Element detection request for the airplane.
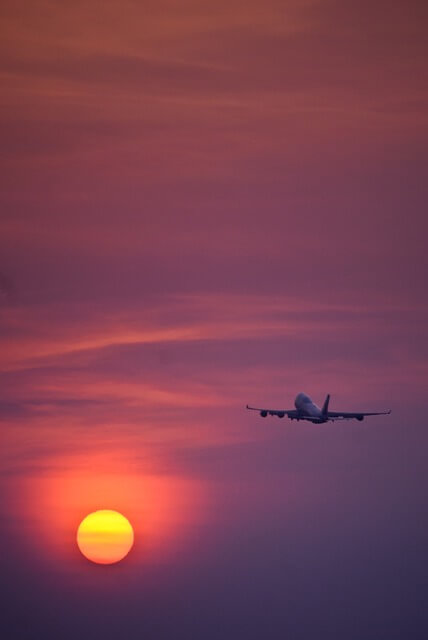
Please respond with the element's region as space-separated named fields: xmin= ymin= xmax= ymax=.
xmin=246 ymin=392 xmax=391 ymax=424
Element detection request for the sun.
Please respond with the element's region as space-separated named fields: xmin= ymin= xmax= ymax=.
xmin=77 ymin=510 xmax=134 ymax=565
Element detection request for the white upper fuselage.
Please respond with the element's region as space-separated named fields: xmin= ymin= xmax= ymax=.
xmin=294 ymin=392 xmax=322 ymax=418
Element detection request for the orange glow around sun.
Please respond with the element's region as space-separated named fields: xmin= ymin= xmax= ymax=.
xmin=14 ymin=449 xmax=204 ymax=570
xmin=77 ymin=510 xmax=134 ymax=564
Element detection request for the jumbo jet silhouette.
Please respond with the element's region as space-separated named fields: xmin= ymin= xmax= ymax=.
xmin=246 ymin=392 xmax=391 ymax=424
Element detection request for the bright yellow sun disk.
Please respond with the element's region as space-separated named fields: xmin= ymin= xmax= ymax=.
xmin=77 ymin=510 xmax=134 ymax=564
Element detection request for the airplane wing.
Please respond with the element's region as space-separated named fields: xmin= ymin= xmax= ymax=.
xmin=327 ymin=410 xmax=391 ymax=421
xmin=246 ymin=405 xmax=298 ymax=419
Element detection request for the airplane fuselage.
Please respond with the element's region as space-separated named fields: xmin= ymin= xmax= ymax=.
xmin=294 ymin=392 xmax=324 ymax=422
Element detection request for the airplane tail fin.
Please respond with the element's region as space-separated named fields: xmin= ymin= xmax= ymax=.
xmin=321 ymin=394 xmax=330 ymax=417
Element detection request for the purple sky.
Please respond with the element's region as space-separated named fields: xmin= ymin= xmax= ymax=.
xmin=1 ymin=1 xmax=428 ymax=638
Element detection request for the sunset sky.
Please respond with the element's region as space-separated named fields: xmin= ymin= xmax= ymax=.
xmin=1 ymin=1 xmax=427 ymax=638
